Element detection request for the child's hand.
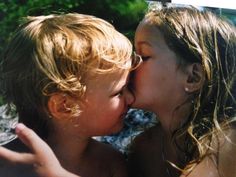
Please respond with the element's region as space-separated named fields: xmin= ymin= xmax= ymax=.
xmin=0 ymin=123 xmax=80 ymax=177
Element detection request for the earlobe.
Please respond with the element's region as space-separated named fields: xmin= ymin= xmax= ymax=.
xmin=48 ymin=93 xmax=73 ymax=120
xmin=185 ymin=63 xmax=205 ymax=93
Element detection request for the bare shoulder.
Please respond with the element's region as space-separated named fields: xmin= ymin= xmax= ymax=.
xmin=181 ymin=127 xmax=236 ymax=177
xmin=89 ymin=139 xmax=128 ymax=177
xmin=218 ymin=127 xmax=236 ymax=177
xmin=180 ymin=156 xmax=220 ymax=177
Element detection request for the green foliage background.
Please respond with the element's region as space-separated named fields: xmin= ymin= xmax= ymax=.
xmin=0 ymin=0 xmax=148 ymax=105
xmin=0 ymin=0 xmax=147 ymax=53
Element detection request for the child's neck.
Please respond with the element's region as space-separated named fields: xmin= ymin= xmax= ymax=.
xmin=46 ymin=128 xmax=92 ymax=174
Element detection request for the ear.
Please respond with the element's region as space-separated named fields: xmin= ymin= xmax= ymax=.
xmin=184 ymin=63 xmax=205 ymax=93
xmin=48 ymin=93 xmax=75 ymax=120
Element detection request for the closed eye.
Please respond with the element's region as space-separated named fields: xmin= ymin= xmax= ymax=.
xmin=113 ymin=90 xmax=123 ymax=97
xmin=111 ymin=85 xmax=126 ymax=97
xmin=141 ymin=56 xmax=150 ymax=61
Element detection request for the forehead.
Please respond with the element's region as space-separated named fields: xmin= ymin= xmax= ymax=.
xmin=135 ymin=22 xmax=167 ymax=50
xmin=86 ymin=70 xmax=129 ymax=91
xmin=135 ymin=22 xmax=164 ymax=42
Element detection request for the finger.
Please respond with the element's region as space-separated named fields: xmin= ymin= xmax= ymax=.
xmin=0 ymin=146 xmax=34 ymax=164
xmin=15 ymin=123 xmax=53 ymax=156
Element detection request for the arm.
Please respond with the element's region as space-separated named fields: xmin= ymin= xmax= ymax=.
xmin=0 ymin=123 xmax=80 ymax=177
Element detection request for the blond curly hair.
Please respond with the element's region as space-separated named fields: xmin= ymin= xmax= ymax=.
xmin=0 ymin=13 xmax=135 ymax=138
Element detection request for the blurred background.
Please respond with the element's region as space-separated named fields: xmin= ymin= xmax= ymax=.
xmin=0 ymin=0 xmax=148 ymax=64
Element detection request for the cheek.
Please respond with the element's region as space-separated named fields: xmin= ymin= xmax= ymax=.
xmin=133 ymin=63 xmax=162 ymax=108
xmin=108 ymin=97 xmax=125 ymax=113
xmin=134 ymin=65 xmax=145 ymax=84
xmin=90 ymin=97 xmax=125 ymax=119
xmin=134 ymin=63 xmax=154 ymax=91
xmin=99 ymin=99 xmax=126 ymax=129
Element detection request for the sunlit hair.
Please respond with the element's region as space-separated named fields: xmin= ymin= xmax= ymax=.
xmin=143 ymin=6 xmax=236 ymax=173
xmin=0 ymin=13 xmax=138 ymax=138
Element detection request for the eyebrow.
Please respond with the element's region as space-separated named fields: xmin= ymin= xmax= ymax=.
xmin=110 ymin=84 xmax=126 ymax=97
xmin=118 ymin=80 xmax=128 ymax=92
xmin=110 ymin=78 xmax=127 ymax=95
xmin=137 ymin=41 xmax=152 ymax=47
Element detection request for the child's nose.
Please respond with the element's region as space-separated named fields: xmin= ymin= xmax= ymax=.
xmin=124 ymin=88 xmax=135 ymax=106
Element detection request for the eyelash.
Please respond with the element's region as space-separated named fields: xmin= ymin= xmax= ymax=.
xmin=141 ymin=56 xmax=150 ymax=61
xmin=114 ymin=90 xmax=123 ymax=97
xmin=114 ymin=84 xmax=129 ymax=97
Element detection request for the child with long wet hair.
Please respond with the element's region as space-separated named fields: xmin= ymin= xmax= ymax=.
xmin=128 ymin=6 xmax=236 ymax=177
